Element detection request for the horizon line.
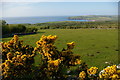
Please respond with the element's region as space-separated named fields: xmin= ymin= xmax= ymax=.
xmin=1 ymin=14 xmax=118 ymax=18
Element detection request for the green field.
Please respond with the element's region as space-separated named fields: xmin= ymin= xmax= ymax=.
xmin=2 ymin=29 xmax=118 ymax=70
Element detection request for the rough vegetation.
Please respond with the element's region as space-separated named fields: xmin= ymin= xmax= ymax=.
xmin=1 ymin=35 xmax=120 ymax=80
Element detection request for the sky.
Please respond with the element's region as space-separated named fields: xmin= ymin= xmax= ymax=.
xmin=0 ymin=2 xmax=118 ymax=17
xmin=1 ymin=0 xmax=120 ymax=2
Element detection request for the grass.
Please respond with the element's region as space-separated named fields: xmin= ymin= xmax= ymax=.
xmin=2 ymin=29 xmax=118 ymax=70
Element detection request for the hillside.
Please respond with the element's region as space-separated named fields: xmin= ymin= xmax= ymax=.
xmin=68 ymin=15 xmax=117 ymax=21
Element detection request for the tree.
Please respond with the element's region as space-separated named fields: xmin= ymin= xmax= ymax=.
xmin=17 ymin=24 xmax=26 ymax=32
xmin=1 ymin=20 xmax=10 ymax=35
xmin=0 ymin=20 xmax=7 ymax=26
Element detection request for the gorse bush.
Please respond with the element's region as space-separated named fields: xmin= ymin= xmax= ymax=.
xmin=1 ymin=35 xmax=37 ymax=79
xmin=1 ymin=35 xmax=120 ymax=80
xmin=34 ymin=35 xmax=83 ymax=80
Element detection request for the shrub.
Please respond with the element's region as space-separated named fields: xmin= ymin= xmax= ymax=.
xmin=25 ymin=27 xmax=38 ymax=33
xmin=1 ymin=35 xmax=37 ymax=79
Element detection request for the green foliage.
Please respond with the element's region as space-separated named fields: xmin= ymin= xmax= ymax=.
xmin=25 ymin=27 xmax=38 ymax=33
xmin=9 ymin=24 xmax=26 ymax=33
xmin=1 ymin=20 xmax=10 ymax=35
xmin=1 ymin=20 xmax=38 ymax=36
xmin=2 ymin=25 xmax=10 ymax=35
xmin=17 ymin=24 xmax=26 ymax=32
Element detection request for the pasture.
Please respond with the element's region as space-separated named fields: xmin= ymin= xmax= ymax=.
xmin=2 ymin=29 xmax=118 ymax=70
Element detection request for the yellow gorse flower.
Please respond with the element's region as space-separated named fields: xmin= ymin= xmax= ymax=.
xmin=67 ymin=42 xmax=75 ymax=49
xmin=99 ymin=65 xmax=119 ymax=79
xmin=87 ymin=67 xmax=98 ymax=75
xmin=21 ymin=54 xmax=27 ymax=59
xmin=48 ymin=59 xmax=61 ymax=67
xmin=47 ymin=35 xmax=57 ymax=41
xmin=7 ymin=52 xmax=13 ymax=60
xmin=39 ymin=35 xmax=57 ymax=43
xmin=117 ymin=70 xmax=120 ymax=74
xmin=15 ymin=51 xmax=20 ymax=55
xmin=2 ymin=35 xmax=36 ymax=79
xmin=3 ymin=42 xmax=7 ymax=48
xmin=36 ymin=35 xmax=58 ymax=60
xmin=4 ymin=60 xmax=13 ymax=66
xmin=9 ymin=39 xmax=14 ymax=44
xmin=79 ymin=71 xmax=86 ymax=79
xmin=67 ymin=42 xmax=75 ymax=45
xmin=110 ymin=74 xmax=119 ymax=79
xmin=75 ymin=59 xmax=82 ymax=65
xmin=13 ymin=35 xmax=18 ymax=43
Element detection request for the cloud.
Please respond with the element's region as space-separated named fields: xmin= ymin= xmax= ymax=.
xmin=3 ymin=4 xmax=35 ymax=17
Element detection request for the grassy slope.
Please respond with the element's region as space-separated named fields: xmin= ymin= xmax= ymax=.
xmin=2 ymin=29 xmax=118 ymax=70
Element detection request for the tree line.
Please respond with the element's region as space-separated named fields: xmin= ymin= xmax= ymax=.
xmin=0 ymin=20 xmax=38 ymax=35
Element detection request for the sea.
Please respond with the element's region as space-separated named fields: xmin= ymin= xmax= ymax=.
xmin=1 ymin=16 xmax=93 ymax=24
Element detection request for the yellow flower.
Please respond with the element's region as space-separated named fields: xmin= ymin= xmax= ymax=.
xmin=54 ymin=59 xmax=61 ymax=66
xmin=111 ymin=74 xmax=119 ymax=79
xmin=104 ymin=65 xmax=116 ymax=75
xmin=48 ymin=59 xmax=61 ymax=67
xmin=15 ymin=51 xmax=20 ymax=55
xmin=4 ymin=60 xmax=12 ymax=66
xmin=67 ymin=42 xmax=75 ymax=46
xmin=21 ymin=54 xmax=27 ymax=60
xmin=79 ymin=71 xmax=86 ymax=79
xmin=12 ymin=57 xmax=16 ymax=61
xmin=6 ymin=43 xmax=11 ymax=49
xmin=7 ymin=52 xmax=13 ymax=60
xmin=16 ymin=55 xmax=21 ymax=58
xmin=67 ymin=42 xmax=75 ymax=49
xmin=3 ymin=42 xmax=7 ymax=48
xmin=34 ymin=47 xmax=38 ymax=51
xmin=87 ymin=67 xmax=98 ymax=75
xmin=9 ymin=40 xmax=14 ymax=44
xmin=47 ymin=35 xmax=57 ymax=41
xmin=75 ymin=59 xmax=81 ymax=65
xmin=117 ymin=70 xmax=120 ymax=74
xmin=13 ymin=35 xmax=18 ymax=42
xmin=99 ymin=65 xmax=117 ymax=78
xmin=31 ymin=54 xmax=35 ymax=57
